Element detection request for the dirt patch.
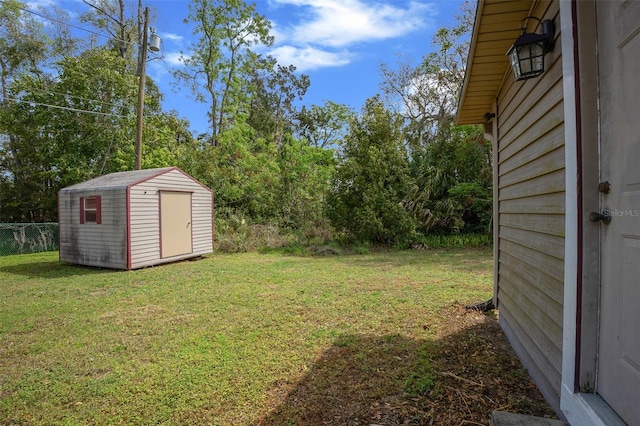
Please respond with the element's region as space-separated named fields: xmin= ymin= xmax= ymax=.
xmin=257 ymin=304 xmax=557 ymax=425
xmin=421 ymin=304 xmax=557 ymax=425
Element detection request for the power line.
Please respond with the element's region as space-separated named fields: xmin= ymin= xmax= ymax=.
xmin=1 ymin=0 xmax=140 ymax=50
xmin=3 ymin=96 xmax=128 ymax=118
xmin=27 ymin=87 xmax=130 ymax=110
xmin=0 ymin=1 xmax=152 ymax=117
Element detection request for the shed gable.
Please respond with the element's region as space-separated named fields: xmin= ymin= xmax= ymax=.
xmin=128 ymin=168 xmax=213 ymax=270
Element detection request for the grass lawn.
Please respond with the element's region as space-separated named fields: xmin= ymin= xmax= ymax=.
xmin=0 ymin=248 xmax=554 ymax=425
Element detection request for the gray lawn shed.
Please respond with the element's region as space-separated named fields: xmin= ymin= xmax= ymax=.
xmin=58 ymin=167 xmax=213 ymax=270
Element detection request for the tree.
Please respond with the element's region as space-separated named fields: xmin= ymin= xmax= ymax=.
xmin=0 ymin=0 xmax=47 ymax=97
xmin=379 ymin=1 xmax=491 ymax=235
xmin=403 ymin=125 xmax=492 ymax=234
xmin=277 ymin=136 xmax=334 ymax=230
xmin=0 ymin=0 xmax=49 ymax=221
xmin=326 ymin=96 xmax=416 ymax=245
xmin=39 ymin=5 xmax=83 ymax=60
xmin=379 ymin=2 xmax=472 ymax=148
xmin=205 ymin=124 xmax=281 ymax=221
xmin=175 ymin=0 xmax=273 ymax=141
xmin=0 ymin=48 xmax=135 ymax=221
xmin=0 ymin=1 xmax=198 ymax=222
xmin=79 ymin=0 xmax=137 ymax=69
xmin=295 ymin=101 xmax=354 ymax=149
xmin=246 ymin=54 xmax=310 ymax=147
xmin=0 ymin=46 xmax=190 ymax=221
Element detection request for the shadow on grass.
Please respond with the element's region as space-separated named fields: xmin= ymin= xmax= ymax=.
xmin=256 ymin=308 xmax=556 ymax=426
xmin=0 ymin=260 xmax=117 ymax=278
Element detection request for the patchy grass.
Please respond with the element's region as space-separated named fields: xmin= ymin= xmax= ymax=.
xmin=0 ymin=249 xmax=555 ymax=425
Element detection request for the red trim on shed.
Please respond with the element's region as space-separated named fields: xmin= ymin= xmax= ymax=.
xmin=57 ymin=193 xmax=61 ymax=262
xmin=158 ymin=191 xmax=163 ymax=259
xmin=126 ymin=167 xmax=211 ymax=192
xmin=95 ymin=196 xmax=102 ymax=225
xmin=126 ymin=188 xmax=132 ymax=270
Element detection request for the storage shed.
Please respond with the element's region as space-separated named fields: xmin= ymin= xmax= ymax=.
xmin=58 ymin=167 xmax=213 ymax=270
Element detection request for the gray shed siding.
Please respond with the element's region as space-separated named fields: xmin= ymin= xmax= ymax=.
xmin=59 ymin=188 xmax=128 ymax=269
xmin=59 ymin=167 xmax=213 ymax=270
xmin=495 ymin=0 xmax=565 ymax=412
xmin=129 ymin=168 xmax=213 ymax=269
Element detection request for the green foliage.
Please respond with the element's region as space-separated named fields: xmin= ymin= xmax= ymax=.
xmin=405 ymin=125 xmax=492 ymax=234
xmin=214 ymin=211 xmax=292 ymax=252
xmin=327 ymin=96 xmax=417 ymax=246
xmin=178 ymin=0 xmax=274 ymax=139
xmin=378 ymin=2 xmax=491 ymax=238
xmin=414 ymin=233 xmax=492 ymax=249
xmin=0 ymin=49 xmax=134 ymax=221
xmin=246 ymin=54 xmax=310 ymax=146
xmin=0 ymin=0 xmax=48 ymax=83
xmin=78 ymin=0 xmax=138 ymax=67
xmin=353 ymin=243 xmax=371 ymax=255
xmin=205 ymin=125 xmax=281 ymax=221
xmin=295 ymin=100 xmax=355 ymax=148
xmin=0 ymin=0 xmax=491 ymax=250
xmin=405 ymin=365 xmax=437 ymax=397
xmin=277 ymin=136 xmax=335 ymax=229
xmin=141 ymin=111 xmax=198 ymax=169
xmin=0 ymin=45 xmax=193 ymax=222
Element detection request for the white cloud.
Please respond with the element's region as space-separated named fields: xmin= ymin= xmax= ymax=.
xmin=271 ymin=0 xmax=433 ymax=47
xmin=162 ymin=33 xmax=184 ymax=42
xmin=265 ymin=0 xmax=435 ymax=71
xmin=270 ymin=45 xmax=353 ymax=71
xmin=268 ymin=21 xmax=289 ymax=47
xmin=164 ymin=52 xmax=187 ymax=66
xmin=26 ymin=0 xmax=56 ymax=8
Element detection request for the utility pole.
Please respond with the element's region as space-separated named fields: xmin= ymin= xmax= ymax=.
xmin=134 ymin=6 xmax=149 ymax=171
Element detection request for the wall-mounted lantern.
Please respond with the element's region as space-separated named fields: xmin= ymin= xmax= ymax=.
xmin=507 ymin=17 xmax=555 ymax=81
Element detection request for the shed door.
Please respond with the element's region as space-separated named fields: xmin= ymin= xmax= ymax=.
xmin=160 ymin=191 xmax=192 ymax=258
xmin=596 ymin=1 xmax=640 ymax=424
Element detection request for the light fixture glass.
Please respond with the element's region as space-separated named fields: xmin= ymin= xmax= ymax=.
xmin=507 ymin=18 xmax=554 ymax=81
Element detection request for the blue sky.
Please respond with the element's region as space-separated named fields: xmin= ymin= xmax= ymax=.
xmin=40 ymin=0 xmax=465 ymax=135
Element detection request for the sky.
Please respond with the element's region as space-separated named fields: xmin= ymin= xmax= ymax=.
xmin=41 ymin=0 xmax=466 ymax=136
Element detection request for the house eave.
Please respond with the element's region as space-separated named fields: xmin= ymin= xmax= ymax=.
xmin=456 ymin=0 xmax=535 ymax=125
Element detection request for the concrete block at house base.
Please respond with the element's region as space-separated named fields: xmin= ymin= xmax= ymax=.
xmin=491 ymin=411 xmax=569 ymax=426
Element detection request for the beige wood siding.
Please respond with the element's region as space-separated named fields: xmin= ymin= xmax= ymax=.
xmin=59 ymin=188 xmax=128 ymax=269
xmin=495 ymin=0 xmax=564 ymax=412
xmin=129 ymin=168 xmax=213 ymax=269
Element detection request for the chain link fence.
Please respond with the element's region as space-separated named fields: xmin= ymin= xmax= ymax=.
xmin=0 ymin=223 xmax=59 ymax=256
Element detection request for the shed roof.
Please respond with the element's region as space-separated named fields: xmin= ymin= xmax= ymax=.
xmin=60 ymin=167 xmax=177 ymax=192
xmin=457 ymin=0 xmax=535 ymax=125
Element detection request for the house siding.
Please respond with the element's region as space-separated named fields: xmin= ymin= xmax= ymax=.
xmin=59 ymin=188 xmax=128 ymax=269
xmin=129 ymin=168 xmax=213 ymax=269
xmin=495 ymin=0 xmax=565 ymax=412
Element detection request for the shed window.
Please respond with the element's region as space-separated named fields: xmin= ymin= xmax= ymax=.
xmin=80 ymin=196 xmax=101 ymax=224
